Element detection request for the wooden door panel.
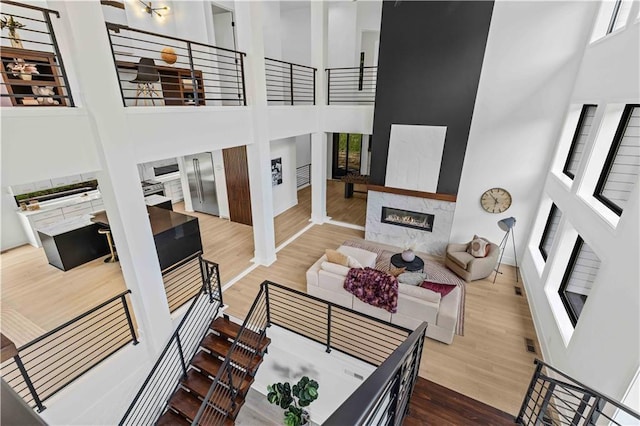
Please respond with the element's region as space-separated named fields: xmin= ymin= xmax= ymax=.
xmin=222 ymin=146 xmax=252 ymax=226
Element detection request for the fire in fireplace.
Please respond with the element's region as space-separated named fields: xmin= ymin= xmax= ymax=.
xmin=381 ymin=207 xmax=434 ymax=232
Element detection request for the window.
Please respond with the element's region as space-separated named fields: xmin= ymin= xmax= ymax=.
xmin=608 ymin=0 xmax=633 ymax=34
xmin=563 ymin=105 xmax=597 ymax=179
xmin=539 ymin=204 xmax=562 ymax=261
xmin=332 ymin=133 xmax=362 ymax=178
xmin=593 ymin=104 xmax=640 ymax=216
xmin=559 ymin=237 xmax=601 ymax=327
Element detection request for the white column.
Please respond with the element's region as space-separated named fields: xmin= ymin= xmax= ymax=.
xmin=310 ymin=1 xmax=328 ymax=223
xmin=234 ymin=1 xmax=277 ymax=265
xmin=60 ymin=1 xmax=172 ymax=356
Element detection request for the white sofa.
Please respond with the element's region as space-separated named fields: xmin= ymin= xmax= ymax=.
xmin=306 ymin=245 xmax=461 ymax=344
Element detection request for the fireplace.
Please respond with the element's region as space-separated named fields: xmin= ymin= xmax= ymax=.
xmin=381 ymin=207 xmax=434 ymax=232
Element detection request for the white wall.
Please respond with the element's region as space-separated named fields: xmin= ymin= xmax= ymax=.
xmin=1 ymin=110 xmax=101 ymax=250
xmin=270 ymin=137 xmax=298 ymax=217
xmin=280 ymin=3 xmax=311 ymax=65
xmin=450 ymin=1 xmax=597 ymax=266
xmin=295 ymin=134 xmax=311 ymax=167
xmin=327 ymin=1 xmax=358 ymax=67
xmin=262 ymin=0 xmax=283 ymax=59
xmin=521 ymin=13 xmax=640 ymax=403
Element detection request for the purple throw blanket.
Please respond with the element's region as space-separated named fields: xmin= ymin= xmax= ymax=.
xmin=344 ymin=267 xmax=398 ymax=313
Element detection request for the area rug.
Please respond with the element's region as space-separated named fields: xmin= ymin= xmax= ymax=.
xmin=341 ymin=238 xmax=466 ymax=336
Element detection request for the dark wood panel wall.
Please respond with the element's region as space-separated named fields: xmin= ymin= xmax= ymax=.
xmin=369 ymin=0 xmax=494 ymax=195
xmin=222 ymin=146 xmax=253 ymax=226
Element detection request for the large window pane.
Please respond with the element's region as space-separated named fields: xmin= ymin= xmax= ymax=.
xmin=539 ymin=204 xmax=562 ymax=261
xmin=563 ymin=105 xmax=597 ymax=179
xmin=594 ymin=104 xmax=640 ymax=216
xmin=559 ymin=238 xmax=601 ymax=327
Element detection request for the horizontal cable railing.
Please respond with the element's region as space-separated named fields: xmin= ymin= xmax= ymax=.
xmin=326 ymin=65 xmax=377 ymax=105
xmin=265 ymin=281 xmax=410 ymax=366
xmin=1 ymin=290 xmax=137 ymax=411
xmin=120 ymin=258 xmax=222 ymax=426
xmin=324 ymin=322 xmax=427 ymax=426
xmin=265 ymin=57 xmax=316 ymax=105
xmin=0 ymin=0 xmax=74 ymax=107
xmin=517 ymin=359 xmax=640 ymax=425
xmin=105 ymin=22 xmax=246 ymax=107
xmin=161 ymin=252 xmax=206 ymax=313
xmin=296 ymin=163 xmax=311 ymax=188
xmin=192 ymin=282 xmax=270 ymax=425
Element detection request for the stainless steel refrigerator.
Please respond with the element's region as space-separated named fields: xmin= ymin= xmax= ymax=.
xmin=184 ymin=152 xmax=220 ymax=216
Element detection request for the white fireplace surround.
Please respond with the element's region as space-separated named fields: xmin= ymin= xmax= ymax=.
xmin=365 ymin=190 xmax=455 ymax=258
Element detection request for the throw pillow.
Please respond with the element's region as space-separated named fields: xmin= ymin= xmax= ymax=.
xmin=326 ymin=249 xmax=349 ymax=266
xmin=348 ymin=256 xmax=363 ymax=269
xmin=388 ymin=265 xmax=406 ymax=277
xmin=398 ymin=272 xmax=427 ymax=286
xmin=321 ymin=261 xmax=351 ymax=276
xmin=398 ymin=283 xmax=441 ymax=304
xmin=421 ymin=281 xmax=456 ymax=297
xmin=467 ymin=238 xmax=489 ymax=258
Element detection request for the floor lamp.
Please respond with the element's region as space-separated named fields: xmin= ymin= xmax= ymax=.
xmin=493 ymin=217 xmax=519 ymax=284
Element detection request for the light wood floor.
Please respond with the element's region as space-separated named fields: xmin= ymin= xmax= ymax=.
xmin=326 ymin=180 xmax=367 ymax=227
xmin=0 ymin=183 xmax=538 ymax=416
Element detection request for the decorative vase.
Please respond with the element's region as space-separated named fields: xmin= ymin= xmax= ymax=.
xmin=401 ymin=249 xmax=415 ymax=262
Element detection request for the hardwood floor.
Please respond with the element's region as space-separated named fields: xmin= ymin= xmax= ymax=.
xmin=326 ymin=179 xmax=367 ymax=227
xmin=404 ymin=377 xmax=515 ymax=425
xmin=1 ymin=184 xmax=539 ymax=417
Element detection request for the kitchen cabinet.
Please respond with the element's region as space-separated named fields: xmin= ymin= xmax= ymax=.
xmin=1 ymin=47 xmax=67 ymax=107
xmin=33 ymin=180 xmax=53 ymax=191
xmin=163 ymin=179 xmax=184 ymax=204
xmin=11 ymin=182 xmax=36 ymax=195
xmin=17 ymin=196 xmax=105 ymax=247
xmin=51 ymin=175 xmax=82 ymax=187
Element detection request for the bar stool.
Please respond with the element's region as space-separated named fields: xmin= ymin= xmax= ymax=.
xmin=98 ymin=228 xmax=118 ymax=263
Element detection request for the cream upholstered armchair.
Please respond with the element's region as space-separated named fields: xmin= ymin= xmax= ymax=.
xmin=445 ymin=239 xmax=500 ymax=282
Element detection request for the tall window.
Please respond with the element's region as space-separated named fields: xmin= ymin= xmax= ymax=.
xmin=594 ymin=104 xmax=640 ymax=216
xmin=607 ymin=0 xmax=633 ymax=34
xmin=539 ymin=204 xmax=562 ymax=261
xmin=332 ymin=133 xmax=362 ymax=178
xmin=563 ymin=105 xmax=597 ymax=179
xmin=559 ymin=238 xmax=601 ymax=327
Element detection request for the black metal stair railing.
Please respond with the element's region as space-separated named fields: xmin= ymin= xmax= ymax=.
xmin=119 ymin=258 xmax=222 ymax=426
xmin=0 ymin=290 xmax=138 ymax=411
xmin=517 ymin=359 xmax=640 ymax=425
xmin=105 ymin=22 xmax=246 ymax=107
xmin=326 ymin=65 xmax=377 ymax=105
xmin=161 ymin=252 xmax=207 ymax=313
xmin=191 ymin=280 xmax=415 ymax=425
xmin=192 ymin=282 xmax=270 ymax=425
xmin=0 ymin=0 xmax=74 ymax=107
xmin=265 ymin=57 xmax=316 ymax=105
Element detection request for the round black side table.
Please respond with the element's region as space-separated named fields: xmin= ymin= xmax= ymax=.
xmin=390 ymin=253 xmax=424 ymax=272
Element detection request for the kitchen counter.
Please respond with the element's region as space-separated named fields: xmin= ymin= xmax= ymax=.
xmin=92 ymin=206 xmax=202 ymax=271
xmin=37 ymin=214 xmax=95 ymax=236
xmin=144 ymin=194 xmax=172 ymax=210
xmin=16 ymin=190 xmax=102 ymax=217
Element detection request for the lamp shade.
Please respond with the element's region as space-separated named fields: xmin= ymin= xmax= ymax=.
xmin=498 ymin=217 xmax=516 ymax=232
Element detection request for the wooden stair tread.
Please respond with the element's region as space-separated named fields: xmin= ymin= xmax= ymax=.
xmin=191 ymin=351 xmax=253 ymax=397
xmin=155 ymin=409 xmax=190 ymax=425
xmin=210 ymin=317 xmax=270 ymax=353
xmin=181 ymin=370 xmax=246 ymax=419
xmin=201 ymin=334 xmax=263 ymax=374
xmin=168 ymin=388 xmax=203 ymax=422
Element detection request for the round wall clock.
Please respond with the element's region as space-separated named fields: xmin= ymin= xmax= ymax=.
xmin=480 ymin=188 xmax=512 ymax=213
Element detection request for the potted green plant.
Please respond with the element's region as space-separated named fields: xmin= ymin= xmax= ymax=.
xmin=267 ymin=376 xmax=319 ymax=426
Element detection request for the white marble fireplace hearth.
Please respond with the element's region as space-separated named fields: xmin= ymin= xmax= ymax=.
xmin=365 ymin=189 xmax=456 ymax=258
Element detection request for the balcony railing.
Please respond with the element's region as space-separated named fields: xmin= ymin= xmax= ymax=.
xmin=106 ymin=22 xmax=246 ymax=107
xmin=326 ymin=65 xmax=377 ymax=105
xmin=265 ymin=58 xmax=316 ymax=105
xmin=296 ymin=163 xmax=311 ymax=188
xmin=1 ymin=290 xmax=137 ymax=411
xmin=0 ymin=0 xmax=74 ymax=107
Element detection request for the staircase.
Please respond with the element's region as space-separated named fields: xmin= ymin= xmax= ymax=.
xmin=156 ymin=317 xmax=271 ymax=425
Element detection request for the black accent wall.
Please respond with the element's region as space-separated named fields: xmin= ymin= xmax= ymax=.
xmin=370 ymin=1 xmax=494 ymax=195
